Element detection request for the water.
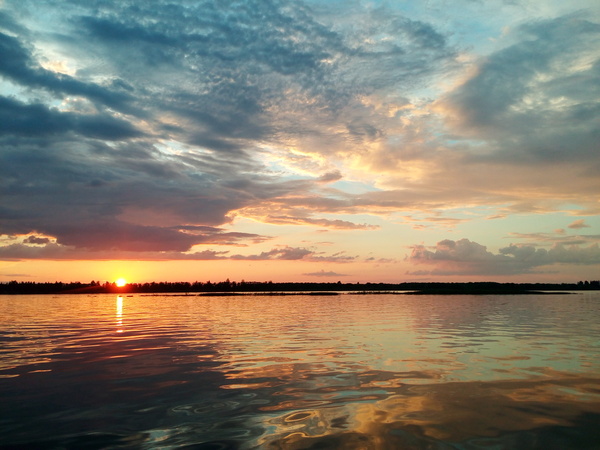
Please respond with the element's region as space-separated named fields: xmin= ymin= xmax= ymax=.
xmin=1 ymin=292 xmax=600 ymax=449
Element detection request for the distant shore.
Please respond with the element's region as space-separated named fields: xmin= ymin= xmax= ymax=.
xmin=1 ymin=280 xmax=598 ymax=295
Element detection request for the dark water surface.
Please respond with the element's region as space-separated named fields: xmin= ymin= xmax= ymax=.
xmin=1 ymin=293 xmax=600 ymax=449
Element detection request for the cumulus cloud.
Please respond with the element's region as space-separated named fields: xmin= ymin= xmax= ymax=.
xmin=500 ymin=243 xmax=600 ymax=266
xmin=407 ymin=238 xmax=600 ymax=276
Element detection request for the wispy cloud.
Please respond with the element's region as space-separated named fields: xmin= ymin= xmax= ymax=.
xmin=568 ymin=219 xmax=591 ymax=229
xmin=0 ymin=241 xmax=355 ymax=263
xmin=302 ymin=270 xmax=347 ymax=277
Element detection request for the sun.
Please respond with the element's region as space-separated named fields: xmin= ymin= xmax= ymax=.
xmin=115 ymin=278 xmax=127 ymax=287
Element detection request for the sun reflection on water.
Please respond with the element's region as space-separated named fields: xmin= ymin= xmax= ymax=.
xmin=116 ymin=295 xmax=123 ymax=333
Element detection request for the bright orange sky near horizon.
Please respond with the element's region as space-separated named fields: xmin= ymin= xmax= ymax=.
xmin=1 ymin=256 xmax=595 ymax=285
xmin=1 ymin=0 xmax=599 ymax=284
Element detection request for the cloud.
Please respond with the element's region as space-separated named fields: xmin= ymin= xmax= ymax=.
xmin=568 ymin=219 xmax=591 ymax=229
xmin=6 ymin=0 xmax=445 ymax=256
xmin=500 ymin=243 xmax=600 ymax=266
xmin=507 ymin=230 xmax=600 ymax=246
xmin=230 ymin=247 xmax=354 ymax=262
xmin=0 ymin=0 xmax=598 ymax=270
xmin=262 ymin=215 xmax=379 ymax=230
xmin=441 ymin=16 xmax=600 ymax=138
xmin=0 ymin=242 xmax=354 ymax=263
xmin=0 ymin=31 xmax=136 ymax=114
xmin=407 ymin=238 xmax=600 ymax=276
xmin=366 ymin=13 xmax=600 ymax=215
xmin=230 ymin=247 xmax=313 ymax=261
xmin=0 ymin=96 xmax=140 ymax=140
xmin=0 ymin=133 xmax=307 ymax=252
xmin=0 ymin=243 xmax=230 ymax=261
xmin=318 ymin=171 xmax=343 ymax=183
xmin=303 ymin=270 xmax=348 ymax=277
xmin=400 ymin=214 xmax=467 ymax=230
xmin=23 ymin=236 xmax=50 ymax=245
xmin=309 ymin=251 xmax=356 ymax=263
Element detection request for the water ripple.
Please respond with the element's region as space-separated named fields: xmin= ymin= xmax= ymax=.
xmin=1 ymin=293 xmax=599 ymax=448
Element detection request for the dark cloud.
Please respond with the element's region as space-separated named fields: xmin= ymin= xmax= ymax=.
xmin=6 ymin=221 xmax=265 ymax=254
xmin=0 ymin=96 xmax=140 ymax=140
xmin=23 ymin=236 xmax=50 ymax=245
xmin=0 ymin=243 xmax=230 ymax=261
xmin=0 ymin=31 xmax=136 ymax=114
xmin=0 ymin=131 xmax=301 ymax=252
xmin=45 ymin=221 xmax=202 ymax=252
xmin=0 ymin=139 xmax=278 ymax=252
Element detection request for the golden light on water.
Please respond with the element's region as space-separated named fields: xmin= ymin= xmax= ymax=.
xmin=116 ymin=295 xmax=123 ymax=333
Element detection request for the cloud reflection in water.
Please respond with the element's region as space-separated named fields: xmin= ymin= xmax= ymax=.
xmin=1 ymin=293 xmax=599 ymax=448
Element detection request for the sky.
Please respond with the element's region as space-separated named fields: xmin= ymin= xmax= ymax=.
xmin=1 ymin=0 xmax=599 ymax=284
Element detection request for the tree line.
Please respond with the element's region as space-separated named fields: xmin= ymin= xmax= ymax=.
xmin=1 ymin=279 xmax=599 ymax=295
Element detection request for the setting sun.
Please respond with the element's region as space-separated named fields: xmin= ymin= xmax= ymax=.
xmin=115 ymin=278 xmax=127 ymax=287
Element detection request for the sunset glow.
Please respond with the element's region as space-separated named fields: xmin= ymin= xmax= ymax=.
xmin=115 ymin=278 xmax=127 ymax=288
xmin=1 ymin=0 xmax=599 ymax=283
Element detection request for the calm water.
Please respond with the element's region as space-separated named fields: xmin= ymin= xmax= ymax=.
xmin=1 ymin=293 xmax=600 ymax=449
